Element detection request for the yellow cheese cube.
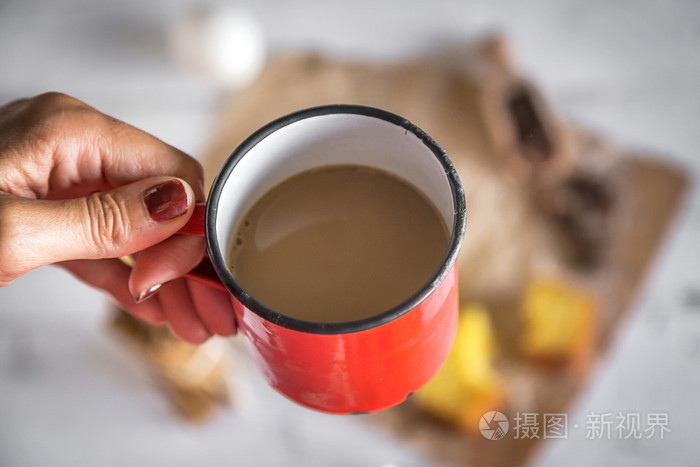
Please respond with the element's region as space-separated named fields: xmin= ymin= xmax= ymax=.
xmin=520 ymin=278 xmax=597 ymax=367
xmin=415 ymin=304 xmax=505 ymax=433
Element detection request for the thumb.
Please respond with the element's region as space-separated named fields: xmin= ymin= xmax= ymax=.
xmin=0 ymin=177 xmax=195 ymax=283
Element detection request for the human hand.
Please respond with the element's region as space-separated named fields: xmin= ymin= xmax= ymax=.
xmin=0 ymin=92 xmax=236 ymax=343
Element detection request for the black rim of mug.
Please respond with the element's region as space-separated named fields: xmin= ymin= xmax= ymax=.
xmin=206 ymin=104 xmax=467 ymax=335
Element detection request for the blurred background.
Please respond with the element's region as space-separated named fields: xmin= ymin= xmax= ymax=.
xmin=0 ymin=0 xmax=698 ymax=466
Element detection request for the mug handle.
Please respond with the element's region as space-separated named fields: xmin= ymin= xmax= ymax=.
xmin=176 ymin=201 xmax=207 ymax=236
xmin=175 ymin=202 xmax=228 ymax=292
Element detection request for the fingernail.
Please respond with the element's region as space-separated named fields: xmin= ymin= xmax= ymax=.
xmin=135 ymin=283 xmax=162 ymax=303
xmin=143 ymin=179 xmax=189 ymax=223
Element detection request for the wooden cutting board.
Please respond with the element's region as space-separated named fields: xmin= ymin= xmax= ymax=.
xmin=200 ymin=36 xmax=689 ymax=466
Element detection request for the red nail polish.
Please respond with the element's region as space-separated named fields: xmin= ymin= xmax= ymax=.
xmin=143 ymin=180 xmax=189 ymax=222
xmin=135 ymin=284 xmax=162 ymax=303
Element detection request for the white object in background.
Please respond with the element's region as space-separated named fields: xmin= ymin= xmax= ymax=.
xmin=170 ymin=6 xmax=266 ymax=89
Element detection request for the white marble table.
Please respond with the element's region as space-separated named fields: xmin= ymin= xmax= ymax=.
xmin=1 ymin=0 xmax=698 ymax=466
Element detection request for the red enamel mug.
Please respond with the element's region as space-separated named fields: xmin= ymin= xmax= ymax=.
xmin=180 ymin=105 xmax=466 ymax=414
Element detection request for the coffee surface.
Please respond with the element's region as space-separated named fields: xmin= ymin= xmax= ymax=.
xmin=228 ymin=165 xmax=449 ymax=323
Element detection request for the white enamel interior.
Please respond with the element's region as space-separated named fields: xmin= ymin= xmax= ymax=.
xmin=214 ymin=113 xmax=455 ymax=263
